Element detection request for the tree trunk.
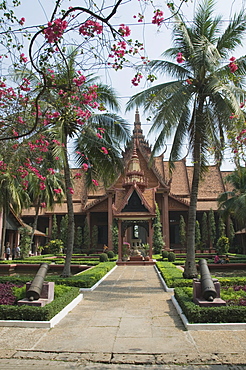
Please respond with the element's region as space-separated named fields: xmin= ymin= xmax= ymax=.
xmin=0 ymin=207 xmax=6 ymax=260
xmin=30 ymin=202 xmax=40 ymax=255
xmin=61 ymin=144 xmax=75 ymax=277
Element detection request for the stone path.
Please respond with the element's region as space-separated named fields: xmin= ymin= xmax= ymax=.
xmin=0 ymin=265 xmax=245 ymax=369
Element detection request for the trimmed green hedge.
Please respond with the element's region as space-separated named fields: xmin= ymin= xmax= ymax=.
xmin=174 ymin=287 xmax=246 ymax=323
xmin=156 ymin=261 xmax=193 ymax=287
xmin=48 ymin=262 xmax=116 ymax=288
xmin=0 ymin=285 xmax=79 ymax=321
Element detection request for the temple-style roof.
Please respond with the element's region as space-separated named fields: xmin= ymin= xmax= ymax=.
xmin=21 ymin=111 xmax=234 ymax=217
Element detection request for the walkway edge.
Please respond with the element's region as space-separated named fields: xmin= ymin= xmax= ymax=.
xmin=154 ymin=265 xmax=174 ymax=292
xmin=79 ymin=265 xmax=118 ymax=292
xmin=0 ymin=293 xmax=83 ymax=329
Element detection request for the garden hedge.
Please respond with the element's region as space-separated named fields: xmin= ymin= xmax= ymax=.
xmin=174 ymin=287 xmax=246 ymax=323
xmin=0 ymin=285 xmax=79 ymax=321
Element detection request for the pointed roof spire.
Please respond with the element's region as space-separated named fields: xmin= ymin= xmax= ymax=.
xmin=133 ymin=108 xmax=143 ymax=137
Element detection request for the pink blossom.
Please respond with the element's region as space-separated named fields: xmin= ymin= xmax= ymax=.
xmin=40 ymin=182 xmax=46 ymax=190
xmin=20 ymin=53 xmax=28 ymax=63
xmin=131 ymin=72 xmax=143 ymax=86
xmin=176 ymin=52 xmax=185 ymax=63
xmin=44 ymin=19 xmax=68 ymax=43
xmin=229 ymin=61 xmax=238 ymax=73
xmin=152 ymin=9 xmax=164 ymax=26
xmin=82 ymin=163 xmax=89 ymax=171
xmin=41 ymin=202 xmax=46 ymax=208
xmin=47 ymin=168 xmax=55 ymax=175
xmin=54 ymin=188 xmax=62 ymax=194
xmin=96 ymin=133 xmax=102 ymax=139
xmin=79 ymin=20 xmax=103 ymax=36
xmin=118 ymin=24 xmax=131 ymax=37
xmin=68 ymin=187 xmax=74 ymax=194
xmin=101 ymin=147 xmax=108 ymax=154
xmin=74 ymin=173 xmax=82 ymax=179
xmin=73 ymin=74 xmax=86 ymax=86
xmin=19 ymin=17 xmax=25 ymax=25
xmin=92 ymin=179 xmax=99 ymax=186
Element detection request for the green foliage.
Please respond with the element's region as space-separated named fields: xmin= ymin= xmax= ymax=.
xmin=216 ymin=235 xmax=230 ymax=254
xmin=195 ymin=220 xmax=201 ymax=250
xmin=48 ymin=262 xmax=116 ymax=288
xmin=201 ymin=212 xmax=208 ymax=249
xmin=153 ymin=203 xmax=164 ymax=254
xmin=74 ymin=226 xmax=83 ymax=250
xmin=179 ymin=215 xmax=186 ymax=248
xmin=19 ymin=226 xmax=31 ymax=259
xmin=99 ymin=253 xmax=109 ymax=262
xmin=0 ymin=286 xmax=79 ymax=321
xmin=156 ymin=261 xmax=192 ymax=288
xmin=229 ymin=221 xmax=235 ymax=248
xmin=107 ymin=250 xmax=115 ymax=259
xmin=60 ymin=214 xmax=68 ymax=250
xmin=51 ymin=215 xmax=58 ymax=240
xmin=45 ymin=239 xmax=64 ymax=255
xmin=174 ymin=287 xmax=246 ymax=323
xmin=218 ymin=216 xmax=226 ymax=237
xmin=162 ymin=250 xmax=169 ymax=259
xmin=91 ymin=225 xmax=98 ymax=253
xmin=83 ymin=218 xmax=91 ymax=255
xmin=112 ymin=224 xmax=118 ymax=254
xmin=167 ymin=251 xmax=176 ymax=262
xmin=208 ymin=209 xmax=216 ymax=246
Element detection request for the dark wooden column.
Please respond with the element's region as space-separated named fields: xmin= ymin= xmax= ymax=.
xmin=48 ymin=215 xmax=52 ymax=238
xmin=149 ymin=219 xmax=153 ymax=258
xmin=107 ymin=192 xmax=113 ymax=250
xmin=118 ymin=219 xmax=122 ymax=261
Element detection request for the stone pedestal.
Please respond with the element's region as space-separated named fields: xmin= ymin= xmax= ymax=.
xmin=193 ymin=279 xmax=226 ymax=307
xmin=18 ymin=281 xmax=55 ymax=307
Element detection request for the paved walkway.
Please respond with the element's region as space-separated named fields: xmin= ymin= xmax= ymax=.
xmin=0 ymin=265 xmax=245 ymax=369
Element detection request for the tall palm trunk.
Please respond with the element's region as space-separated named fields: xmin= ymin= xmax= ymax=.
xmin=30 ymin=201 xmax=40 ymax=255
xmin=61 ymin=142 xmax=75 ymax=277
xmin=183 ymin=154 xmax=200 ymax=278
xmin=0 ymin=206 xmax=6 ymax=260
xmin=183 ymin=100 xmax=204 ymax=278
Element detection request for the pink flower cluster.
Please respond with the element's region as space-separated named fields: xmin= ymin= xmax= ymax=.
xmin=118 ymin=24 xmax=131 ymax=37
xmin=131 ymin=72 xmax=143 ymax=86
xmin=101 ymin=147 xmax=108 ymax=154
xmin=133 ymin=13 xmax=144 ymax=22
xmin=44 ymin=19 xmax=68 ymax=43
xmin=176 ymin=52 xmax=185 ymax=63
xmin=20 ymin=53 xmax=28 ymax=63
xmin=152 ymin=9 xmax=164 ymax=26
xmin=79 ymin=20 xmax=103 ymax=36
xmin=229 ymin=57 xmax=238 ymax=73
xmin=73 ymin=73 xmax=86 ymax=87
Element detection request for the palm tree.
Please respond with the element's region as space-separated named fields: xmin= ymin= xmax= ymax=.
xmin=0 ymin=141 xmax=30 ymax=259
xmin=127 ymin=0 xmax=246 ymax=278
xmin=41 ymin=51 xmax=130 ymax=276
xmin=218 ymin=166 xmax=246 ymax=229
xmin=13 ymin=49 xmax=130 ymax=276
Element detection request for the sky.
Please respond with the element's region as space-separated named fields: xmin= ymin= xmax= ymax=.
xmin=10 ymin=0 xmax=246 ymax=169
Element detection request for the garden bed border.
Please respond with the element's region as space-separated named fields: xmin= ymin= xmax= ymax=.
xmin=0 ymin=264 xmax=117 ymax=328
xmin=154 ymin=265 xmax=246 ymax=330
xmin=79 ymin=265 xmax=117 ymax=292
xmin=0 ymin=293 xmax=83 ymax=329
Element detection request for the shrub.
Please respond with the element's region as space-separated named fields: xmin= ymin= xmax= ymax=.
xmin=99 ymin=253 xmax=109 ymax=262
xmin=107 ymin=250 xmax=115 ymax=259
xmin=168 ymin=251 xmax=176 ymax=262
xmin=45 ymin=239 xmax=64 ymax=255
xmin=162 ymin=250 xmax=169 ymax=259
xmin=216 ymin=235 xmax=230 ymax=255
xmin=174 ymin=287 xmax=246 ymax=323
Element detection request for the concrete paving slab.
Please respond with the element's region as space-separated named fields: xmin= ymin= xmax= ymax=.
xmin=0 ymin=265 xmax=246 ymax=368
